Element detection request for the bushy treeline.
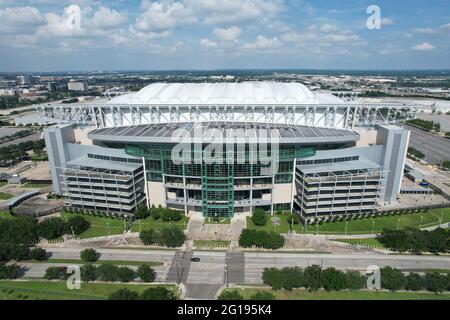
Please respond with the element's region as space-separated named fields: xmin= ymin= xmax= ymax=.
xmin=239 ymin=229 xmax=285 ymax=250
xmin=139 ymin=227 xmax=186 ymax=248
xmin=263 ymin=266 xmax=366 ymax=291
xmin=406 ymin=119 xmax=441 ymax=132
xmin=378 ymin=228 xmax=450 ymax=253
xmin=0 ymin=139 xmax=45 ymax=165
xmin=0 ymin=263 xmax=24 ymax=279
xmin=262 ymin=266 xmax=450 ymax=293
xmin=0 ymin=215 xmax=89 ymax=262
xmin=108 ymin=287 xmax=176 ymax=300
xmin=134 ymin=204 xmax=184 ymax=222
xmin=45 ymin=264 xmax=156 ymax=283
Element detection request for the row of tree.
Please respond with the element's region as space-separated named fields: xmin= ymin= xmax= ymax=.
xmin=134 ymin=204 xmax=184 ymax=222
xmin=108 ymin=287 xmax=176 ymax=300
xmin=0 ymin=263 xmax=24 ymax=279
xmin=239 ymin=229 xmax=285 ymax=250
xmin=37 ymin=216 xmax=90 ymax=240
xmin=378 ymin=228 xmax=450 ymax=253
xmin=406 ymin=119 xmax=441 ymax=132
xmin=218 ymin=290 xmax=275 ymax=300
xmin=262 ymin=265 xmax=450 ymax=293
xmin=0 ymin=139 xmax=45 ymax=165
xmin=139 ymin=227 xmax=186 ymax=248
xmin=45 ymin=263 xmax=156 ymax=283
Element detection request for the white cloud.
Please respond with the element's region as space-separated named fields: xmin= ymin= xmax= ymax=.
xmin=91 ymin=6 xmax=127 ymax=29
xmin=412 ymin=27 xmax=440 ymax=34
xmin=200 ymin=38 xmax=218 ymax=48
xmin=212 ymin=26 xmax=241 ymax=42
xmin=440 ymin=23 xmax=450 ymax=30
xmin=412 ymin=42 xmax=435 ymax=51
xmin=135 ymin=1 xmax=197 ymax=33
xmin=381 ymin=18 xmax=394 ymax=26
xmin=0 ymin=6 xmax=46 ymax=34
xmin=244 ymin=35 xmax=281 ymax=50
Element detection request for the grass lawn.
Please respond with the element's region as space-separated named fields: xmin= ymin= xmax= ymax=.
xmin=246 ymin=214 xmax=303 ymax=234
xmin=0 ymin=181 xmax=7 ymax=188
xmin=0 ymin=191 xmax=13 ymax=200
xmin=130 ymin=216 xmax=189 ymax=232
xmin=60 ymin=211 xmax=126 ymax=238
xmin=337 ymin=238 xmax=384 ymax=248
xmin=223 ymin=288 xmax=450 ymax=300
xmin=24 ymin=258 xmax=162 ymax=267
xmin=194 ymin=240 xmax=230 ymax=247
xmin=0 ymin=280 xmax=178 ymax=300
xmin=23 ymin=182 xmax=52 ymax=189
xmin=304 ymin=207 xmax=450 ymax=235
xmin=30 ymin=154 xmax=48 ymax=161
xmin=0 ymin=211 xmax=14 ymax=219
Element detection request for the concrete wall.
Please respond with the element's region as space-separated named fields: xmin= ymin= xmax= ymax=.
xmin=148 ymin=181 xmax=165 ymax=207
xmin=272 ymin=183 xmax=292 ymax=204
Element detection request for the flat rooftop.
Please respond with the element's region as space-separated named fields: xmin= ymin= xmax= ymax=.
xmin=88 ymin=121 xmax=359 ymax=145
xmin=65 ymin=156 xmax=142 ymax=173
xmin=297 ymin=158 xmax=381 ymax=174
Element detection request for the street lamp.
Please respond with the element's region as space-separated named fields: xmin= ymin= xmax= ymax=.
xmin=107 ymin=221 xmax=110 ymax=236
xmin=345 ymin=221 xmax=348 ymax=236
xmin=419 ymin=215 xmax=424 ymax=229
xmin=396 ymin=218 xmax=400 ymax=230
xmin=225 ymin=264 xmax=229 ymax=288
xmin=371 ymin=220 xmax=375 ymax=234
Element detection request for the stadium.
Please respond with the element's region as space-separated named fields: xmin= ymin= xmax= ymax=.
xmin=40 ymin=82 xmax=417 ymax=222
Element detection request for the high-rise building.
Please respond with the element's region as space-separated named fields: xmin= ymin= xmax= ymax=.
xmin=68 ymin=79 xmax=88 ymax=92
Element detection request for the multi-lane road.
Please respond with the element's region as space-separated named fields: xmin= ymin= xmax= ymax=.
xmin=26 ymin=247 xmax=450 ymax=299
xmin=399 ymin=123 xmax=450 ymax=164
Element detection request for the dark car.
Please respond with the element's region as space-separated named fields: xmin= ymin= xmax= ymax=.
xmin=190 ymin=257 xmax=200 ymax=262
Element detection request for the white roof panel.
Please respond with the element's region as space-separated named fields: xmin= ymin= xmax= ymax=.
xmin=107 ymin=81 xmax=344 ymax=106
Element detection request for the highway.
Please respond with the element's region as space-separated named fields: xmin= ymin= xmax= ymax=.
xmin=399 ymin=123 xmax=450 ymax=164
xmin=35 ymin=247 xmax=450 ymax=299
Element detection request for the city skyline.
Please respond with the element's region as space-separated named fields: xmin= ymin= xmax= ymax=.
xmin=0 ymin=0 xmax=449 ymax=72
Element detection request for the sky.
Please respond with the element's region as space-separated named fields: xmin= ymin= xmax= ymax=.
xmin=0 ymin=0 xmax=449 ymax=72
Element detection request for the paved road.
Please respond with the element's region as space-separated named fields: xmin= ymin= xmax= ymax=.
xmin=40 ymin=248 xmax=450 ymax=299
xmin=399 ymin=123 xmax=450 ymax=164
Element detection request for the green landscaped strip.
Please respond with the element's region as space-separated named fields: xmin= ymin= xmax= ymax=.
xmin=337 ymin=238 xmax=384 ymax=248
xmin=23 ymin=183 xmax=52 ymax=188
xmin=194 ymin=240 xmax=230 ymax=247
xmin=60 ymin=211 xmax=126 ymax=238
xmin=25 ymin=259 xmax=163 ymax=267
xmin=224 ymin=288 xmax=450 ymax=300
xmin=246 ymin=214 xmax=303 ymax=234
xmin=0 ymin=280 xmax=178 ymax=300
xmin=304 ymin=207 xmax=450 ymax=235
xmin=0 ymin=181 xmax=7 ymax=188
xmin=0 ymin=192 xmax=13 ymax=200
xmin=0 ymin=211 xmax=14 ymax=219
xmin=130 ymin=216 xmax=189 ymax=232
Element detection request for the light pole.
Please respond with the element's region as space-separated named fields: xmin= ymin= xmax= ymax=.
xmin=439 ymin=212 xmax=444 ymax=225
xmin=345 ymin=221 xmax=348 ymax=236
xmin=419 ymin=215 xmax=424 ymax=229
xmin=139 ymin=219 xmax=142 ymax=233
xmin=396 ymin=218 xmax=400 ymax=230
xmin=107 ymin=221 xmax=110 ymax=236
xmin=371 ymin=220 xmax=375 ymax=234
xmin=225 ymin=264 xmax=229 ymax=288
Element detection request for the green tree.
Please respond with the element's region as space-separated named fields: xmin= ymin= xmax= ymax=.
xmin=44 ymin=266 xmax=67 ymax=280
xmin=29 ymin=248 xmax=47 ymax=261
xmin=161 ymin=209 xmax=183 ymax=222
xmin=424 ymin=272 xmax=448 ymax=293
xmin=108 ymin=288 xmax=139 ymax=300
xmin=303 ymin=265 xmax=323 ymax=292
xmin=345 ymin=271 xmax=366 ymax=291
xmin=66 ymin=216 xmax=90 ymax=235
xmin=80 ymin=248 xmax=98 ymax=262
xmin=251 ymin=208 xmax=268 ymax=226
xmin=37 ymin=217 xmax=67 ymax=240
xmin=218 ymin=290 xmax=244 ymax=300
xmin=80 ymin=264 xmax=98 ymax=282
xmin=405 ymin=273 xmax=425 ymax=291
xmin=140 ymin=287 xmax=176 ymax=300
xmin=116 ymin=267 xmax=136 ymax=282
xmin=134 ymin=204 xmax=149 ymax=220
xmin=380 ymin=267 xmax=406 ymax=291
xmin=159 ymin=227 xmax=186 ymax=248
xmin=0 ymin=263 xmax=24 ymax=279
xmin=140 ymin=229 xmax=156 ymax=245
xmin=250 ymin=291 xmax=276 ymax=300
xmin=97 ymin=264 xmax=120 ymax=282
xmin=322 ymin=267 xmax=348 ymax=291
xmin=138 ymin=265 xmax=156 ymax=283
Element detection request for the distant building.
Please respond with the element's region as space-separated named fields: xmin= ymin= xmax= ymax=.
xmin=47 ymin=82 xmax=57 ymax=92
xmin=17 ymin=75 xmax=32 ymax=85
xmin=68 ymin=80 xmax=88 ymax=92
xmin=0 ymin=89 xmax=17 ymax=96
xmin=0 ymin=80 xmax=16 ymax=89
xmin=8 ymin=175 xmax=26 ymax=185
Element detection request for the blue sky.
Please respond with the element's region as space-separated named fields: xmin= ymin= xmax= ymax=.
xmin=0 ymin=0 xmax=449 ymax=71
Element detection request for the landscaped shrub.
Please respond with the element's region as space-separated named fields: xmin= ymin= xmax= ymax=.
xmin=0 ymin=263 xmax=24 ymax=279
xmin=250 ymin=291 xmax=276 ymax=300
xmin=134 ymin=204 xmax=149 ymax=220
xmin=239 ymin=229 xmax=284 ymax=250
xmin=66 ymin=215 xmax=90 ymax=235
xmin=29 ymin=248 xmax=48 ymax=261
xmin=108 ymin=288 xmax=139 ymax=300
xmin=378 ymin=228 xmax=450 ymax=253
xmin=424 ymin=272 xmax=448 ymax=293
xmin=217 ymin=290 xmax=244 ymax=300
xmin=44 ymin=266 xmax=67 ymax=280
xmin=37 ymin=217 xmax=66 ymax=240
xmin=251 ymin=208 xmax=268 ymax=226
xmin=138 ymin=265 xmax=156 ymax=283
xmin=380 ymin=267 xmax=406 ymax=291
xmin=405 ymin=273 xmax=425 ymax=291
xmin=161 ymin=209 xmax=183 ymax=222
xmin=140 ymin=287 xmax=176 ymax=300
xmin=321 ymin=267 xmax=348 ymax=291
xmin=80 ymin=248 xmax=99 ymax=262
xmin=116 ymin=267 xmax=137 ymax=283
xmin=139 ymin=227 xmax=186 ymax=248
xmin=80 ymin=264 xmax=98 ymax=282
